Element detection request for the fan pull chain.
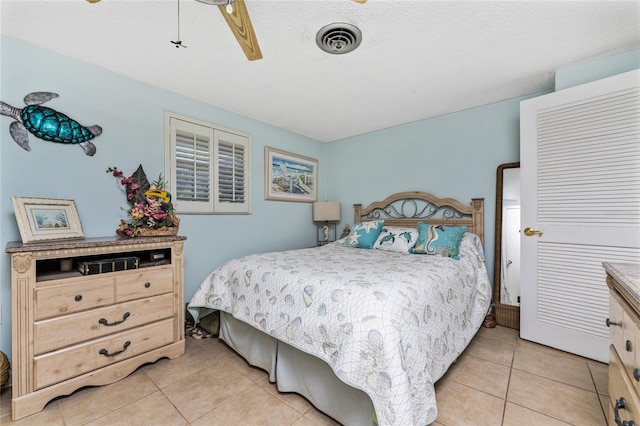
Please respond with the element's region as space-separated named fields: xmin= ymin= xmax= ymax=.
xmin=171 ymin=0 xmax=187 ymax=48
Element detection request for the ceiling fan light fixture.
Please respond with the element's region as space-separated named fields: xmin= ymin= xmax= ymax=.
xmin=316 ymin=23 xmax=362 ymax=55
xmin=195 ymin=0 xmax=235 ymax=14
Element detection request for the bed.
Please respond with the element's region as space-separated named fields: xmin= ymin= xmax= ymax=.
xmin=187 ymin=191 xmax=491 ymax=425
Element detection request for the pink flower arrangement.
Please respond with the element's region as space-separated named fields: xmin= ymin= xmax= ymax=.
xmin=107 ymin=165 xmax=177 ymax=237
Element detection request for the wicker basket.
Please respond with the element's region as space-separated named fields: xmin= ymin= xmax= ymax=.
xmin=116 ymin=216 xmax=180 ymax=238
xmin=495 ymin=304 xmax=520 ymax=330
xmin=0 ymin=351 xmax=9 ymax=387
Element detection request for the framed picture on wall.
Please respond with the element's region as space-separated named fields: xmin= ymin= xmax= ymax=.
xmin=264 ymin=147 xmax=318 ymax=203
xmin=11 ymin=197 xmax=84 ymax=244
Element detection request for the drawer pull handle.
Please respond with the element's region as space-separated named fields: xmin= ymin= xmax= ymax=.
xmin=634 ymin=368 xmax=640 ymax=381
xmin=628 ymin=340 xmax=633 ymax=352
xmin=74 ymin=294 xmax=83 ymax=302
xmin=144 ymin=282 xmax=151 ymax=288
xmin=615 ymin=397 xmax=636 ymax=426
xmin=607 ymin=318 xmax=622 ymax=327
xmin=99 ymin=341 xmax=131 ymax=358
xmin=98 ymin=312 xmax=131 ymax=327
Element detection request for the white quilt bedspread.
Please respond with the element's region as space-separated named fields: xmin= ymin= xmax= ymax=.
xmin=188 ymin=234 xmax=491 ymax=425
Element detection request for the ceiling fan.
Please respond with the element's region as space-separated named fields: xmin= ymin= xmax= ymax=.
xmin=86 ymin=0 xmax=367 ymax=62
xmin=196 ymin=0 xmax=262 ymax=61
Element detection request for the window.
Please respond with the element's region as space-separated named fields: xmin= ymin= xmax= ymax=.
xmin=164 ymin=112 xmax=251 ymax=214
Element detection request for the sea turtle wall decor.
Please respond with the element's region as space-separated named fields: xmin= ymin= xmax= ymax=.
xmin=0 ymin=92 xmax=102 ymax=156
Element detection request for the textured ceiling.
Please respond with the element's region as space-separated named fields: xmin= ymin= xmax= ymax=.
xmin=1 ymin=0 xmax=639 ymax=142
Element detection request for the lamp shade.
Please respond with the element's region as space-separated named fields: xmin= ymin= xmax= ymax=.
xmin=313 ymin=201 xmax=341 ymax=222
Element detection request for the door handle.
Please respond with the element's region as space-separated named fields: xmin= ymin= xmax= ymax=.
xmin=524 ymin=227 xmax=543 ymax=237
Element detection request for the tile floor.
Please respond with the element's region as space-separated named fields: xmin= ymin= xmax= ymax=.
xmin=0 ymin=326 xmax=609 ymax=426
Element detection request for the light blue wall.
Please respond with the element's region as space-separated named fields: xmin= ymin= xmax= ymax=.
xmin=0 ymin=36 xmax=324 ymax=358
xmin=555 ymin=49 xmax=640 ymax=90
xmin=324 ymin=94 xmax=541 ymax=291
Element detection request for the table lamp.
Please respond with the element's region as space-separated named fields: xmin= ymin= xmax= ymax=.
xmin=312 ymin=201 xmax=341 ymax=245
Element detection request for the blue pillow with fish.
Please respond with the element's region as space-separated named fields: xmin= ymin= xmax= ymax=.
xmin=374 ymin=226 xmax=419 ymax=254
xmin=411 ymin=223 xmax=467 ymax=259
xmin=342 ymin=220 xmax=384 ymax=249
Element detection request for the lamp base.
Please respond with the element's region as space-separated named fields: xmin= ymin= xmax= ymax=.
xmin=316 ymin=222 xmax=337 ymax=245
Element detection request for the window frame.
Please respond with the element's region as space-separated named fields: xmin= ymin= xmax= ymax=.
xmin=164 ymin=111 xmax=251 ymax=215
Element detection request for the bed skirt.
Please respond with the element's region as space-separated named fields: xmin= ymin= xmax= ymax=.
xmin=219 ymin=312 xmax=375 ymax=425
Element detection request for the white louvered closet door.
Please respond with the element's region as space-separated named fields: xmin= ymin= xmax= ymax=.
xmin=520 ymin=70 xmax=640 ymax=363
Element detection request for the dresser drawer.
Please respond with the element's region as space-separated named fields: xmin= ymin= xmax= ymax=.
xmin=611 ymin=289 xmax=640 ymax=389
xmin=34 ymin=318 xmax=175 ymax=389
xmin=116 ymin=266 xmax=173 ymax=302
xmin=610 ymin=345 xmax=640 ymax=426
xmin=35 ymin=277 xmax=115 ymax=320
xmin=610 ymin=290 xmax=625 ymax=353
xmin=34 ymin=293 xmax=175 ymax=355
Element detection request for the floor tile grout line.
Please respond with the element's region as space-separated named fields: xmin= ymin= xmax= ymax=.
xmin=503 ymin=401 xmax=575 ymax=425
xmin=510 ymin=343 xmax=602 ymax=395
xmin=142 ymin=370 xmax=191 ymax=426
xmin=503 ymin=341 xmax=603 ymax=426
xmin=475 ymin=334 xmax=518 ymax=348
xmin=440 ymin=377 xmax=506 ymax=404
xmin=509 ymin=362 xmax=600 ymax=395
xmin=184 ymin=339 xmax=321 ymax=420
xmin=516 ymin=339 xmax=600 ymax=364
xmin=586 ymin=363 xmax=609 ymax=423
xmin=499 ymin=340 xmax=517 ymax=425
xmin=504 ymin=334 xmax=603 ymax=425
xmin=57 ymin=384 xmax=140 ymax=426
xmin=255 ymin=379 xmax=316 ymax=417
xmin=154 ymin=363 xmax=255 ymax=425
xmin=149 ymin=341 xmax=309 ymax=425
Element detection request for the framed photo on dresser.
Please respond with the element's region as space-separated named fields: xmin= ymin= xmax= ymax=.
xmin=11 ymin=196 xmax=84 ymax=244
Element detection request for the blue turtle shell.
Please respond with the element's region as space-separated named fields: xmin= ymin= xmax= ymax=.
xmin=21 ymin=105 xmax=96 ymax=144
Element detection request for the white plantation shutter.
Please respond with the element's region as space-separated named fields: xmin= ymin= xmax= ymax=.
xmin=214 ymin=131 xmax=250 ymax=213
xmin=176 ymin=122 xmax=211 ymax=205
xmin=165 ymin=113 xmax=251 ymax=214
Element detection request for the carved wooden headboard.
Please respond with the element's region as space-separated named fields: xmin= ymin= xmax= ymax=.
xmin=353 ymin=191 xmax=485 ymax=245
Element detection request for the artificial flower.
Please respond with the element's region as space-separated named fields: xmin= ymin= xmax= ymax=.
xmin=107 ymin=165 xmax=178 ymax=237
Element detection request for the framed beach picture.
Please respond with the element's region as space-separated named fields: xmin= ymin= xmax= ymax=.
xmin=11 ymin=197 xmax=84 ymax=244
xmin=265 ymin=147 xmax=318 ymax=202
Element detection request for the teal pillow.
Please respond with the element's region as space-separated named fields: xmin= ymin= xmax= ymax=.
xmin=342 ymin=220 xmax=384 ymax=249
xmin=411 ymin=223 xmax=467 ymax=259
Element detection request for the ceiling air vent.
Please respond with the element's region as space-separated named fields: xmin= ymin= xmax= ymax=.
xmin=316 ymin=23 xmax=362 ymax=55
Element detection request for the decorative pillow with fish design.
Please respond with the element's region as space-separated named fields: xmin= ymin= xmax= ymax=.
xmin=374 ymin=226 xmax=419 ymax=254
xmin=342 ymin=220 xmax=384 ymax=249
xmin=411 ymin=223 xmax=468 ymax=259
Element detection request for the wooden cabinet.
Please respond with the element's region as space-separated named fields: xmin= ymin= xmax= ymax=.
xmin=605 ymin=262 xmax=640 ymax=426
xmin=6 ymin=236 xmax=186 ymax=420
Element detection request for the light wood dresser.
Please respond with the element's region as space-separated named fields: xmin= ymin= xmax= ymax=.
xmin=605 ymin=262 xmax=640 ymax=426
xmin=5 ymin=236 xmax=186 ymax=420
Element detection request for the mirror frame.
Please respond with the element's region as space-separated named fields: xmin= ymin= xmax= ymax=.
xmin=493 ymin=162 xmax=520 ymax=329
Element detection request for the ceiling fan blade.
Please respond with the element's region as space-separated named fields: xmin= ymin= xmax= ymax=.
xmin=351 ymin=0 xmax=367 ymax=3
xmin=218 ymin=0 xmax=262 ymax=61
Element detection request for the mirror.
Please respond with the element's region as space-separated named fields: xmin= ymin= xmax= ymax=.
xmin=493 ymin=162 xmax=521 ymax=329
